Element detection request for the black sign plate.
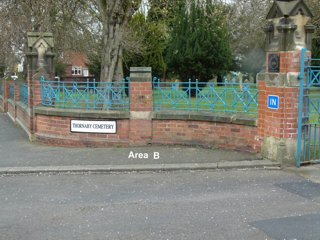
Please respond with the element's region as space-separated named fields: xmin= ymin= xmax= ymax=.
xmin=268 ymin=53 xmax=280 ymax=73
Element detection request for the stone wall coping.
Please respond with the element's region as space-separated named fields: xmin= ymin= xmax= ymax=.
xmin=16 ymin=102 xmax=31 ymax=115
xmin=152 ymin=111 xmax=257 ymax=127
xmin=7 ymin=99 xmax=15 ymax=106
xmin=130 ymin=67 xmax=152 ymax=73
xmin=34 ymin=107 xmax=130 ymax=119
xmin=257 ymin=72 xmax=300 ymax=87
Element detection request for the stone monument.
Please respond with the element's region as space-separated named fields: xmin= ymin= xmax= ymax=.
xmin=25 ymin=32 xmax=55 ymax=76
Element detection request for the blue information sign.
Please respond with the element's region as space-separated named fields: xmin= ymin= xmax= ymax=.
xmin=268 ymin=95 xmax=279 ymax=109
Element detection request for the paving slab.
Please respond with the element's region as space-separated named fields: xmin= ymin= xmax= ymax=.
xmin=287 ymin=165 xmax=320 ymax=184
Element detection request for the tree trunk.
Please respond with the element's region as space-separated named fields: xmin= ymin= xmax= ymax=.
xmin=99 ymin=0 xmax=139 ymax=82
xmin=100 ymin=20 xmax=125 ymax=82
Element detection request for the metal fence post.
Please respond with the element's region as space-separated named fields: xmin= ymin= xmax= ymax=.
xmin=93 ymin=78 xmax=96 ymax=109
xmin=188 ymin=79 xmax=191 ymax=111
xmin=57 ymin=78 xmax=61 ymax=108
xmin=195 ymin=79 xmax=199 ymax=111
xmin=86 ymin=78 xmax=90 ymax=108
xmin=157 ymin=77 xmax=160 ymax=111
xmin=296 ymin=47 xmax=307 ymax=167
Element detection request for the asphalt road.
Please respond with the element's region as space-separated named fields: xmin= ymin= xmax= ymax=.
xmin=1 ymin=170 xmax=320 ymax=240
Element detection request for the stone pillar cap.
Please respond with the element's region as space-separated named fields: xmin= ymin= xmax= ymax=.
xmin=130 ymin=67 xmax=152 ymax=73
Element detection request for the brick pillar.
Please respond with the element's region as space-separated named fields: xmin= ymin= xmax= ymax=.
xmin=13 ymin=81 xmax=20 ymax=119
xmin=257 ymin=50 xmax=311 ymax=166
xmin=3 ymin=79 xmax=8 ymax=112
xmin=30 ymin=69 xmax=47 ymax=107
xmin=0 ymin=80 xmax=3 ymax=112
xmin=129 ymin=67 xmax=153 ymax=145
xmin=6 ymin=80 xmax=17 ymax=120
xmin=29 ymin=68 xmax=49 ymax=135
xmin=14 ymin=81 xmax=20 ymax=101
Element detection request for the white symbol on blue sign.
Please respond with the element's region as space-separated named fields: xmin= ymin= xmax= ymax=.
xmin=268 ymin=95 xmax=279 ymax=109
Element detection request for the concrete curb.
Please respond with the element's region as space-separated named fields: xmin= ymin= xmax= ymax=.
xmin=0 ymin=160 xmax=280 ymax=175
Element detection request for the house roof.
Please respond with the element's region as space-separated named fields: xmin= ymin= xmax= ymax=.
xmin=62 ymin=51 xmax=89 ymax=67
xmin=266 ymin=0 xmax=313 ymax=19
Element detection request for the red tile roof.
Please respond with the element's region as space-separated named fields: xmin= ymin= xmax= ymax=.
xmin=62 ymin=51 xmax=88 ymax=67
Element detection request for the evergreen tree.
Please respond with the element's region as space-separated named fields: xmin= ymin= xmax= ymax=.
xmin=148 ymin=0 xmax=185 ymax=28
xmin=124 ymin=13 xmax=168 ymax=77
xmin=166 ymin=0 xmax=232 ymax=95
xmin=312 ymin=39 xmax=320 ymax=60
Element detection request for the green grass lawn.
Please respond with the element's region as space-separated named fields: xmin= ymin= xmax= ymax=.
xmin=44 ymin=91 xmax=129 ymax=110
xmin=152 ymin=85 xmax=258 ymax=115
xmin=306 ymin=88 xmax=320 ymax=124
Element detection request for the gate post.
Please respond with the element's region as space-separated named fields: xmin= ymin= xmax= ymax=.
xmin=257 ymin=0 xmax=315 ymax=166
xmin=3 ymin=79 xmax=8 ymax=112
xmin=129 ymin=67 xmax=153 ymax=145
xmin=257 ymin=50 xmax=311 ymax=166
xmin=29 ymin=68 xmax=49 ymax=137
xmin=296 ymin=48 xmax=307 ymax=167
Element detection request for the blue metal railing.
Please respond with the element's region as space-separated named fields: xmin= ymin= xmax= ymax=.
xmin=9 ymin=84 xmax=14 ymax=100
xmin=20 ymin=83 xmax=28 ymax=106
xmin=41 ymin=77 xmax=130 ymax=111
xmin=305 ymin=57 xmax=320 ymax=123
xmin=307 ymin=58 xmax=320 ymax=88
xmin=297 ymin=48 xmax=320 ymax=166
xmin=152 ymin=78 xmax=258 ymax=114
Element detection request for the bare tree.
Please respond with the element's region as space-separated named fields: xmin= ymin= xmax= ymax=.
xmin=0 ymin=0 xmax=98 ymax=73
xmin=97 ymin=0 xmax=141 ymax=82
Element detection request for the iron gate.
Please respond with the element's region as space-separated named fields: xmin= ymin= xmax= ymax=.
xmin=297 ymin=48 xmax=320 ymax=167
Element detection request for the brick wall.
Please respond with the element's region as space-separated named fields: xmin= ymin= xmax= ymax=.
xmin=35 ymin=115 xmax=130 ymax=147
xmin=30 ymin=110 xmax=259 ymax=152
xmin=16 ymin=104 xmax=31 ymax=135
xmin=1 ymin=79 xmax=31 ymax=134
xmin=152 ymin=120 xmax=259 ymax=152
xmin=129 ymin=119 xmax=153 ymax=145
xmin=7 ymin=100 xmax=16 ymax=121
